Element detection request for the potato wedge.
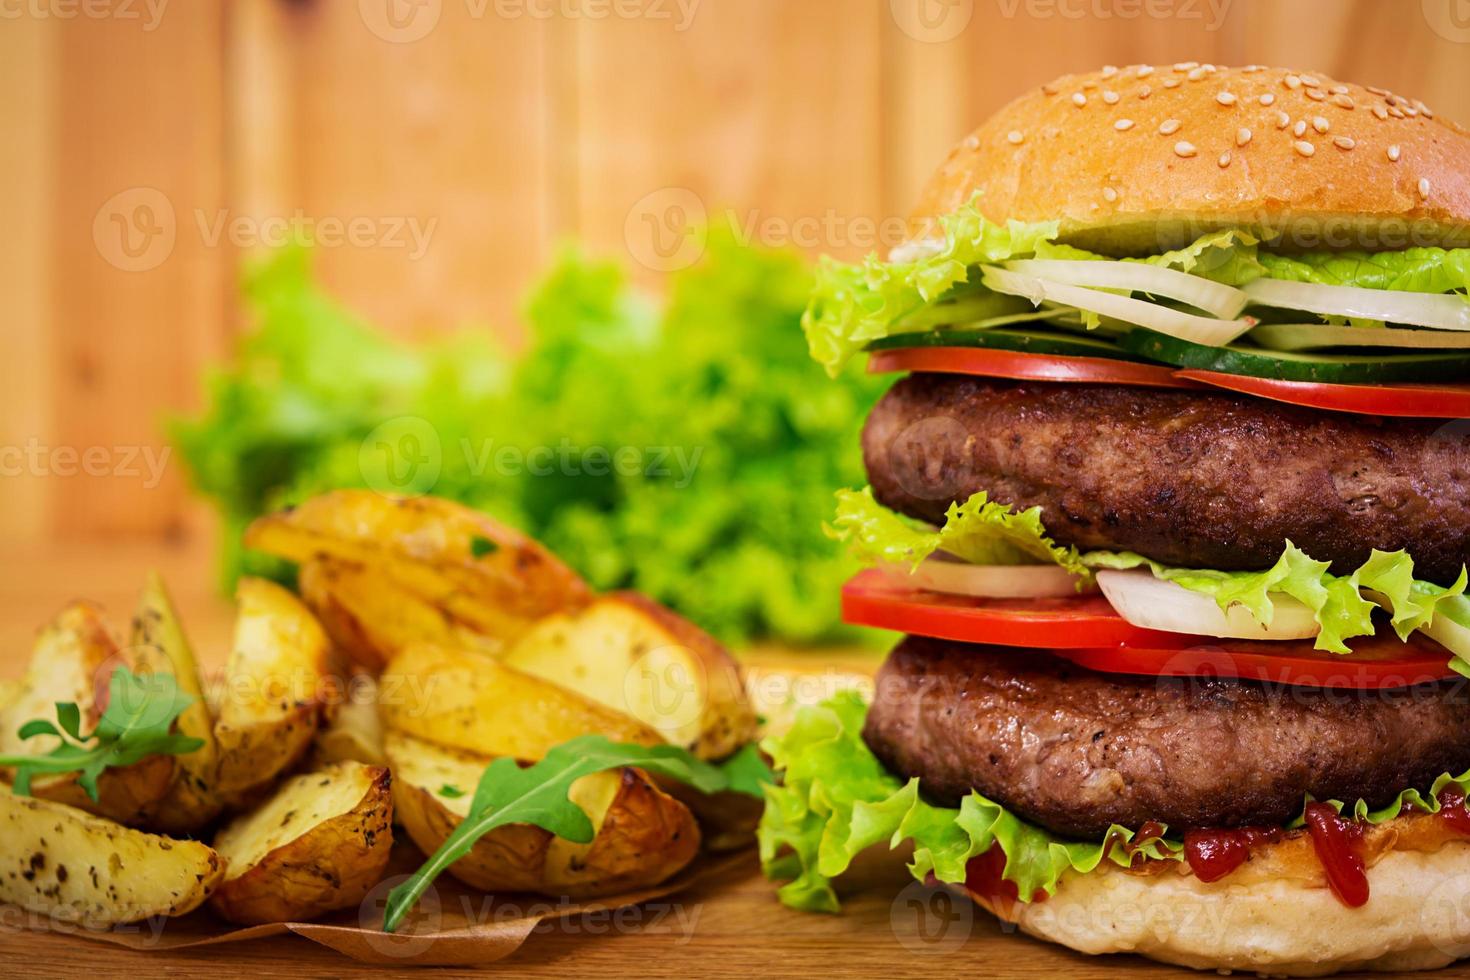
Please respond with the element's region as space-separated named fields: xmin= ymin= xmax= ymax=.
xmin=380 ymin=644 xmax=662 ymax=760
xmin=503 ymin=593 xmax=757 ymax=760
xmin=386 ymin=731 xmax=699 ymax=898
xmin=0 ymin=784 xmax=224 ymax=926
xmin=299 ymin=557 xmax=501 ymax=672
xmin=209 ymin=761 xmax=393 ymax=924
xmin=129 ymin=572 xmax=222 ymax=833
xmin=213 ymin=578 xmax=334 ymax=806
xmin=314 ymin=674 xmax=386 ymax=767
xmin=0 ymin=603 xmax=175 ymax=824
xmin=245 ymin=490 xmax=589 ymax=644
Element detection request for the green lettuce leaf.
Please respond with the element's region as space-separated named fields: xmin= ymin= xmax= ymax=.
xmin=1257 ymin=248 xmax=1470 ymax=294
xmin=826 ymin=487 xmax=1090 ymax=579
xmin=802 ymin=197 xmax=1059 ymax=375
xmin=761 ymin=695 xmax=1470 ymax=913
xmin=757 ymin=692 xmax=1175 ymax=912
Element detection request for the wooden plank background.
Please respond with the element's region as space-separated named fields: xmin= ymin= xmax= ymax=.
xmin=4 ymin=0 xmax=1470 ymax=550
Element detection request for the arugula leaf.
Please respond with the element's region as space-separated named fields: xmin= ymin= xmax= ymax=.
xmin=382 ymin=735 xmax=771 ymax=933
xmin=438 ymin=784 xmax=467 ymax=799
xmin=0 ymin=667 xmax=204 ymax=801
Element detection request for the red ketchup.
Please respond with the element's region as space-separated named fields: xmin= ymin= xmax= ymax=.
xmin=963 ymin=846 xmax=1046 ymax=910
xmin=1438 ymin=786 xmax=1470 ymax=836
xmin=1127 ymin=821 xmax=1167 ymax=864
xmin=1303 ymin=802 xmax=1369 ymax=907
xmin=1182 ymin=827 xmax=1282 ymax=883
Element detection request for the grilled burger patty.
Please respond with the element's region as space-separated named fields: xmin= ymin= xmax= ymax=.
xmin=863 ymin=636 xmax=1470 ymax=837
xmin=863 ymin=374 xmax=1470 ymax=584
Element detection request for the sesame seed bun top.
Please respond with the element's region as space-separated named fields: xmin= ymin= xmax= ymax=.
xmin=907 ymin=64 xmax=1470 ymax=256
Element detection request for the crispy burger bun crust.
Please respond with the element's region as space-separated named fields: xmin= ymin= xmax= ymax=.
xmin=962 ymin=814 xmax=1470 ymax=976
xmin=907 ymin=64 xmax=1470 ymax=255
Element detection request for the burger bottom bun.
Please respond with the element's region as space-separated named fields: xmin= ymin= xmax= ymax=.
xmin=964 ymin=842 xmax=1470 ymax=977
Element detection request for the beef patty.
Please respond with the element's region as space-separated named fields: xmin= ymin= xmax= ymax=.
xmin=862 ymin=636 xmax=1470 ymax=837
xmin=863 ymin=374 xmax=1470 ymax=583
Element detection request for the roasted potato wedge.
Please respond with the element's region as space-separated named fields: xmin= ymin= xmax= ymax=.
xmin=0 ymin=603 xmax=175 ymax=824
xmin=314 ymin=674 xmax=386 ymax=767
xmin=244 ymin=490 xmax=589 ymax=645
xmin=299 ymin=556 xmax=501 ymax=671
xmin=380 ymin=644 xmax=663 ymax=760
xmin=213 ymin=578 xmax=334 ymax=806
xmin=0 ymin=784 xmax=224 ymax=926
xmin=209 ymin=761 xmax=394 ymax=924
xmin=129 ymin=572 xmax=222 ymax=833
xmin=386 ymin=731 xmax=700 ymax=898
xmin=503 ymin=593 xmax=757 ymax=760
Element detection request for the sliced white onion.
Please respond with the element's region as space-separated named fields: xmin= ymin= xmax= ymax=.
xmin=1005 ymin=259 xmax=1249 ymax=319
xmin=1242 ymin=278 xmax=1470 ymax=332
xmin=881 ymin=560 xmax=1091 ymax=599
xmin=1366 ymin=589 xmax=1470 ymax=664
xmin=980 ymin=266 xmax=1257 ymax=347
xmin=1096 ymin=569 xmax=1320 ymax=640
xmin=1250 ymin=321 xmax=1470 ymax=351
xmin=888 ymin=238 xmax=946 ymax=264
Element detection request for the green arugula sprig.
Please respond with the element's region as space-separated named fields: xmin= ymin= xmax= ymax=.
xmin=382 ymin=737 xmax=771 ymax=933
xmin=0 ymin=667 xmax=204 ymax=801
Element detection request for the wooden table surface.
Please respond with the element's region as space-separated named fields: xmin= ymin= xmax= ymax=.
xmin=2 ymin=540 xmax=1468 ymax=978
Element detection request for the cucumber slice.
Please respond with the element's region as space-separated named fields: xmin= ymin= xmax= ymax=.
xmin=866 ymin=328 xmax=1147 ymax=362
xmin=1251 ymin=322 xmax=1470 ymax=352
xmin=1120 ymin=329 xmax=1470 ymax=383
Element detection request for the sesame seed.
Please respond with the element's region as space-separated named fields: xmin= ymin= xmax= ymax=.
xmin=1301 ymin=75 xmax=1320 ymax=87
xmin=1102 ymin=90 xmax=1120 ymax=104
xmin=1137 ymin=65 xmax=1154 ymax=78
xmin=1332 ymin=136 xmax=1355 ymax=150
xmin=1007 ymin=130 xmax=1025 ymax=145
xmin=1332 ymin=94 xmax=1355 ymax=110
xmin=1082 ymin=79 xmax=1098 ymax=90
xmin=1372 ymin=105 xmax=1389 ymax=120
xmin=1405 ymin=106 xmax=1419 ymax=117
xmin=1103 ymin=187 xmax=1119 ymax=202
xmin=1285 ymin=74 xmax=1302 ymax=89
xmin=1305 ymin=88 xmax=1326 ymax=102
xmin=1187 ymin=67 xmax=1208 ymax=82
xmin=1294 ymin=119 xmax=1308 ymax=136
xmin=1387 ymin=144 xmax=1401 ymax=162
xmin=964 ymin=134 xmax=980 ymax=149
xmin=1163 ymin=78 xmax=1181 ymax=89
xmin=1216 ymin=91 xmax=1237 ymax=106
xmin=1419 ymin=178 xmax=1431 ymax=199
xmin=1367 ymin=85 xmax=1390 ymax=96
xmin=1419 ymin=102 xmax=1435 ymax=119
xmin=1294 ymin=140 xmax=1316 ymax=157
xmin=1312 ymin=116 xmax=1330 ymax=133
xmin=1276 ymin=111 xmax=1291 ymax=129
xmin=1259 ymin=93 xmax=1276 ymax=106
xmin=1237 ymin=127 xmax=1252 ymax=146
xmin=1114 ymin=118 xmax=1135 ymax=131
xmin=1331 ymin=84 xmax=1349 ymax=94
xmin=1218 ymin=151 xmax=1232 ymax=168
xmin=1175 ymin=141 xmax=1197 ymax=158
xmin=1243 ymin=64 xmax=1265 ymax=73
xmin=1138 ymin=85 xmax=1152 ymax=99
xmin=1159 ymin=118 xmax=1181 ymax=135
xmin=1072 ymin=92 xmax=1087 ymax=107
xmin=1174 ymin=61 xmax=1199 ymax=71
xmin=1102 ymin=65 xmax=1119 ymax=78
xmin=1389 ymin=106 xmax=1405 ymax=119
xmin=1042 ymin=84 xmax=1059 ymax=96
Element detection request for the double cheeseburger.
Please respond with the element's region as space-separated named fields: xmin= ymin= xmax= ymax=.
xmin=758 ymin=64 xmax=1470 ymax=975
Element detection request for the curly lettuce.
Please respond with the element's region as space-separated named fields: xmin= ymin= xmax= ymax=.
xmin=839 ymin=489 xmax=1470 ymax=659
xmin=802 ymin=198 xmax=1059 ymax=375
xmin=760 ymin=694 xmax=1470 ymax=913
xmin=826 ymin=486 xmax=1088 ymax=578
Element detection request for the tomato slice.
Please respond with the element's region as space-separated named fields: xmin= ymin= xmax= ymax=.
xmin=867 ymin=347 xmax=1199 ymax=389
xmin=843 ymin=567 xmax=1190 ymax=648
xmin=842 ymin=568 xmax=1460 ymax=689
xmin=1177 ymin=370 xmax=1470 ymax=419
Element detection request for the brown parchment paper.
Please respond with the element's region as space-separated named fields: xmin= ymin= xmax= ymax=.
xmin=7 ymin=842 xmax=758 ymax=967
